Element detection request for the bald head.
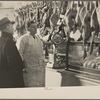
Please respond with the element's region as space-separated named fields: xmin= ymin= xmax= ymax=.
xmin=27 ymin=22 xmax=37 ymax=37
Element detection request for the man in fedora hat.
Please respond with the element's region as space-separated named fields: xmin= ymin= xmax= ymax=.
xmin=0 ymin=17 xmax=24 ymax=88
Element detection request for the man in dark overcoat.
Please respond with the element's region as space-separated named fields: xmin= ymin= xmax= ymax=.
xmin=0 ymin=17 xmax=25 ymax=88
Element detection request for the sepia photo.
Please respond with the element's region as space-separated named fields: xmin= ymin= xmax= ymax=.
xmin=0 ymin=0 xmax=100 ymax=99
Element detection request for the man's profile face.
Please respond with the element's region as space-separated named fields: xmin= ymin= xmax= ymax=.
xmin=6 ymin=23 xmax=14 ymax=35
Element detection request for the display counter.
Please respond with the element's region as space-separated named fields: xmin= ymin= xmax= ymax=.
xmin=47 ymin=41 xmax=100 ymax=86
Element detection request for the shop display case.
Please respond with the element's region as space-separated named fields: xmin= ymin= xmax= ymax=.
xmin=52 ymin=40 xmax=100 ymax=86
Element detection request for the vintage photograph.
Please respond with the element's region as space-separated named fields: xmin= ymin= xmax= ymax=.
xmin=0 ymin=0 xmax=100 ymax=89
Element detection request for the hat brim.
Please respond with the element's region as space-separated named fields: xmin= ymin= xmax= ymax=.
xmin=0 ymin=21 xmax=15 ymax=30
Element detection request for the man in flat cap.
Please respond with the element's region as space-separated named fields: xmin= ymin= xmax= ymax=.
xmin=0 ymin=17 xmax=24 ymax=88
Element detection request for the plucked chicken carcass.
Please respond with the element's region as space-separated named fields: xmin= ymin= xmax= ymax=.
xmin=83 ymin=2 xmax=100 ymax=69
